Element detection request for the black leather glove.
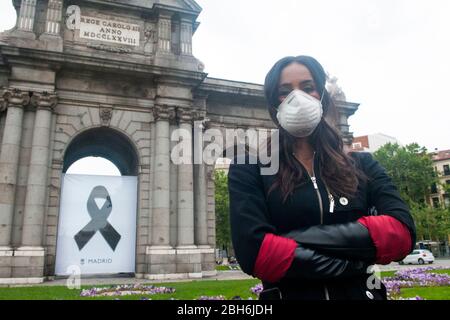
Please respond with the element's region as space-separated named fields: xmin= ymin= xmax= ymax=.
xmin=283 ymin=245 xmax=372 ymax=280
xmin=281 ymin=222 xmax=376 ymax=263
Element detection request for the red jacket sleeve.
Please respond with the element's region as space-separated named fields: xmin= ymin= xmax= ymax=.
xmin=253 ymin=233 xmax=297 ymax=283
xmin=358 ymin=215 xmax=412 ymax=265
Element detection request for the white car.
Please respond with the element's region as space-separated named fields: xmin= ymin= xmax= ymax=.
xmin=399 ymin=250 xmax=435 ymax=265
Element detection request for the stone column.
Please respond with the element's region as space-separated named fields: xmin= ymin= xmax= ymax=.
xmin=146 ymin=105 xmax=178 ymax=279
xmin=0 ymin=89 xmax=29 ymax=247
xmin=20 ymin=92 xmax=57 ymax=247
xmin=203 ymin=163 xmax=218 ymax=276
xmin=17 ymin=0 xmax=37 ymax=32
xmin=206 ymin=164 xmax=217 ymax=247
xmin=44 ymin=0 xmax=63 ymax=35
xmin=191 ymin=108 xmax=215 ymax=276
xmin=169 ymin=122 xmax=179 ymax=247
xmin=169 ymin=107 xmax=202 ymax=279
xmin=176 ymin=108 xmax=195 ymax=249
xmin=180 ymin=18 xmax=193 ymax=55
xmin=150 ymin=105 xmax=175 ymax=248
xmin=157 ymin=14 xmax=171 ymax=53
xmin=193 ymin=114 xmax=208 ymax=247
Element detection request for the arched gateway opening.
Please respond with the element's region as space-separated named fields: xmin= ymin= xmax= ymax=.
xmin=55 ymin=128 xmax=139 ymax=276
xmin=63 ymin=127 xmax=139 ymax=176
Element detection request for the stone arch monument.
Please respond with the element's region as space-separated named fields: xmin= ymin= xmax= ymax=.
xmin=0 ymin=0 xmax=359 ymax=284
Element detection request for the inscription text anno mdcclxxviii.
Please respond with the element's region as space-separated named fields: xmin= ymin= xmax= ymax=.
xmin=80 ymin=16 xmax=140 ymax=46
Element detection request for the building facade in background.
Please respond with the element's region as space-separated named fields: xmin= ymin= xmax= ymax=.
xmin=0 ymin=0 xmax=359 ymax=284
xmin=351 ymin=133 xmax=401 ymax=153
xmin=430 ymin=150 xmax=450 ymax=208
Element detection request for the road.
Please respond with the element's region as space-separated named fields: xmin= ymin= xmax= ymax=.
xmin=374 ymin=258 xmax=450 ymax=272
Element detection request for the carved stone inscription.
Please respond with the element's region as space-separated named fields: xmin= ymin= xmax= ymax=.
xmin=66 ymin=5 xmax=140 ymax=47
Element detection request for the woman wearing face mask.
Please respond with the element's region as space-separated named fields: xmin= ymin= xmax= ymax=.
xmin=228 ymin=56 xmax=416 ymax=300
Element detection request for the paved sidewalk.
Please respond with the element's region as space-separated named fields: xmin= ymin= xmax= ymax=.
xmin=6 ymin=258 xmax=450 ymax=287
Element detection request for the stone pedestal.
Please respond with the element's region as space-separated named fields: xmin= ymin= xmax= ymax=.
xmin=145 ymin=246 xmax=204 ymax=280
xmin=198 ymin=245 xmax=217 ymax=277
xmin=0 ymin=247 xmax=14 ymax=279
xmin=12 ymin=247 xmax=45 ymax=280
xmin=145 ymin=246 xmax=176 ymax=278
xmin=0 ymin=246 xmax=45 ymax=284
xmin=174 ymin=247 xmax=202 ymax=278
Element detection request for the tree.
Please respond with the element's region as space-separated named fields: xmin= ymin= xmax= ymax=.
xmin=214 ymin=169 xmax=231 ymax=256
xmin=373 ymin=143 xmax=450 ymax=242
xmin=409 ymin=203 xmax=450 ymax=242
xmin=373 ymin=143 xmax=437 ymax=205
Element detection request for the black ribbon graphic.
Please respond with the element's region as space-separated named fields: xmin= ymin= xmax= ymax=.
xmin=74 ymin=186 xmax=121 ymax=251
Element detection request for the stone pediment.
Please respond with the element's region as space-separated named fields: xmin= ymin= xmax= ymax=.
xmin=101 ymin=0 xmax=202 ymax=14
xmin=2 ymin=0 xmax=205 ymax=75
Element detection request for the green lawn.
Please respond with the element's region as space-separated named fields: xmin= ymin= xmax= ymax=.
xmin=400 ymin=287 xmax=450 ymax=300
xmin=215 ymin=265 xmax=232 ymax=271
xmin=380 ymin=271 xmax=397 ymax=278
xmin=0 ymin=279 xmax=261 ymax=300
xmin=0 ymin=269 xmax=449 ymax=300
xmin=428 ymin=269 xmax=450 ymax=276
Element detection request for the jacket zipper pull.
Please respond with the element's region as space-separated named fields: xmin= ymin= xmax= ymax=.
xmin=329 ymin=194 xmax=335 ymax=213
xmin=311 ymin=177 xmax=318 ymax=190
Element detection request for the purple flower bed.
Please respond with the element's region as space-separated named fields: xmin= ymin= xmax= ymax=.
xmin=250 ymin=283 xmax=263 ymax=296
xmin=250 ymin=267 xmax=450 ymax=300
xmin=80 ymin=284 xmax=176 ymax=297
xmin=197 ymin=295 xmax=254 ymax=300
xmin=397 ymin=296 xmax=425 ymax=300
xmin=197 ymin=295 xmax=226 ymax=300
xmin=383 ymin=266 xmax=450 ymax=300
xmin=78 ymin=267 xmax=449 ymax=300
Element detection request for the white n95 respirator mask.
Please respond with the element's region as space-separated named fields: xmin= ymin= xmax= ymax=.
xmin=276 ymin=89 xmax=324 ymax=138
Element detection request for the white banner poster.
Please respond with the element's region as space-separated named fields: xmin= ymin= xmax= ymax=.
xmin=55 ymin=174 xmax=137 ymax=275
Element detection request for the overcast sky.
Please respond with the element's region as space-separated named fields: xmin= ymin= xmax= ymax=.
xmin=1 ymin=0 xmax=449 ymax=153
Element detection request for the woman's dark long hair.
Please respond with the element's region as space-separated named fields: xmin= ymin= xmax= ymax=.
xmin=264 ymin=55 xmax=366 ymax=203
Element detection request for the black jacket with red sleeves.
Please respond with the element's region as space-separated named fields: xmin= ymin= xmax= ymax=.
xmin=228 ymin=151 xmax=416 ymax=300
